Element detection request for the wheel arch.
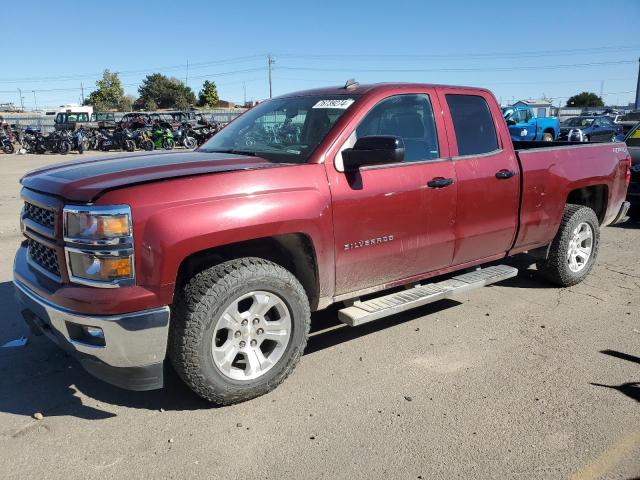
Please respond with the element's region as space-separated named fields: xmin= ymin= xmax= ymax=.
xmin=565 ymin=184 xmax=609 ymax=224
xmin=175 ymin=233 xmax=322 ymax=311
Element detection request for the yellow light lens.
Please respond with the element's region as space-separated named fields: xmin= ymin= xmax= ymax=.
xmin=101 ymin=257 xmax=132 ymax=278
xmin=97 ymin=215 xmax=129 ymax=237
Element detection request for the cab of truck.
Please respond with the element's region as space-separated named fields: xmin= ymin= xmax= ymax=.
xmin=502 ymin=104 xmax=559 ymax=141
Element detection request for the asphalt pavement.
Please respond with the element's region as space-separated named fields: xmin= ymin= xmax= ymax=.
xmin=0 ymin=152 xmax=638 ymax=480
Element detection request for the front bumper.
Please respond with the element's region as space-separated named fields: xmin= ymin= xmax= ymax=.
xmin=14 ymin=279 xmax=170 ymax=391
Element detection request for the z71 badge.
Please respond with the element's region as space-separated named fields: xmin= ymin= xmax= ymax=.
xmin=344 ymin=235 xmax=394 ymax=251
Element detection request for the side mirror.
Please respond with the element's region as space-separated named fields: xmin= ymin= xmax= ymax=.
xmin=342 ymin=135 xmax=404 ymax=171
xmin=506 ymin=118 xmax=517 ymax=126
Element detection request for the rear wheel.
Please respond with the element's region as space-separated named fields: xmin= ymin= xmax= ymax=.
xmin=3 ymin=143 xmax=14 ymax=154
xmin=170 ymin=258 xmax=310 ymax=405
xmin=142 ymin=139 xmax=154 ymax=151
xmin=163 ymin=138 xmax=175 ymax=150
xmin=538 ymin=204 xmax=600 ymax=287
xmin=541 ymin=133 xmax=553 ymax=142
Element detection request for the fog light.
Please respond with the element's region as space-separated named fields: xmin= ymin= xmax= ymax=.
xmin=84 ymin=326 xmax=104 ymax=339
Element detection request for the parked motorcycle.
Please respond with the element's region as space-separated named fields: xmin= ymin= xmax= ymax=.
xmin=151 ymin=124 xmax=175 ymax=150
xmin=132 ymin=128 xmax=154 ymax=151
xmin=173 ymin=123 xmax=197 ymax=149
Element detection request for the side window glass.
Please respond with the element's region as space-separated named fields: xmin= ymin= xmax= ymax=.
xmin=355 ymin=94 xmax=439 ymax=162
xmin=445 ymin=94 xmax=499 ymax=156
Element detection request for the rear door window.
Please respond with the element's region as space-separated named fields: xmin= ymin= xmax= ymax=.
xmin=445 ymin=94 xmax=499 ymax=156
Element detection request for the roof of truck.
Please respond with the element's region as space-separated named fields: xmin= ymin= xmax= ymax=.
xmin=276 ymin=82 xmax=492 ymax=98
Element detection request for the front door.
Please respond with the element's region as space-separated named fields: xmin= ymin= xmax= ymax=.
xmin=327 ymin=91 xmax=457 ymax=296
xmin=508 ymin=108 xmax=537 ymax=141
xmin=439 ymin=90 xmax=520 ymax=265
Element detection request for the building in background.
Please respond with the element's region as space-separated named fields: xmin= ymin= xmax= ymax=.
xmin=513 ymin=99 xmax=554 ymax=118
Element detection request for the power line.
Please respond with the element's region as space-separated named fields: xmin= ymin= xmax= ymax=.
xmin=276 ymin=60 xmax=636 ymax=74
xmin=275 ymin=45 xmax=640 ymax=61
xmin=0 ymin=54 xmax=267 ymax=83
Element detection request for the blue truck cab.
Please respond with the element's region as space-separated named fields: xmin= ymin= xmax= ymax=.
xmin=502 ymin=105 xmax=560 ymax=142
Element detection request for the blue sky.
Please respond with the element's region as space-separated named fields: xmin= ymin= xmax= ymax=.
xmin=3 ymin=0 xmax=639 ymax=109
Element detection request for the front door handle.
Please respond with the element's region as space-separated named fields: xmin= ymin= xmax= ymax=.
xmin=427 ymin=177 xmax=454 ymax=188
xmin=495 ymin=169 xmax=516 ymax=179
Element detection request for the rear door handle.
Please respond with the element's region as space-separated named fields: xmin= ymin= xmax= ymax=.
xmin=495 ymin=169 xmax=516 ymax=179
xmin=427 ymin=177 xmax=454 ymax=188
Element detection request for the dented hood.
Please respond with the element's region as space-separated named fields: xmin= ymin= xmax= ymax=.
xmin=20 ymin=151 xmax=289 ymax=202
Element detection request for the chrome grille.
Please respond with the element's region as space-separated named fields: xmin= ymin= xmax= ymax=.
xmin=24 ymin=202 xmax=55 ymax=229
xmin=27 ymin=239 xmax=60 ymax=277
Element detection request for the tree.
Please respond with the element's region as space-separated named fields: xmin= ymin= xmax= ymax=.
xmin=84 ymin=70 xmax=128 ymax=111
xmin=565 ymin=92 xmax=604 ymax=107
xmin=198 ymin=80 xmax=220 ymax=107
xmin=137 ymin=73 xmax=196 ymax=110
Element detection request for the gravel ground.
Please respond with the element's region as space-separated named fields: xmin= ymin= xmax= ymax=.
xmin=0 ymin=152 xmax=638 ymax=480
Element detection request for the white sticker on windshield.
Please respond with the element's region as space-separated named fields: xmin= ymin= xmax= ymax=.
xmin=312 ymin=99 xmax=355 ymax=109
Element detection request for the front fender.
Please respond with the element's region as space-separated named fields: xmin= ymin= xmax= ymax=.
xmin=97 ymin=164 xmax=334 ymax=306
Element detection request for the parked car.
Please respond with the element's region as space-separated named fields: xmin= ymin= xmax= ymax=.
xmin=617 ymin=110 xmax=640 ymax=137
xmin=14 ymin=83 xmax=630 ymax=404
xmin=502 ymin=105 xmax=559 ymax=141
xmin=559 ymin=115 xmax=623 ymax=142
xmin=625 ymin=122 xmax=640 ymax=207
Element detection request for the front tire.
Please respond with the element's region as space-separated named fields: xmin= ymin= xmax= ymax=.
xmin=538 ymin=204 xmax=600 ymax=287
xmin=170 ymin=258 xmax=311 ymax=405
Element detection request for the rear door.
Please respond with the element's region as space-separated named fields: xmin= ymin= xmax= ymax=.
xmin=438 ymin=89 xmax=520 ymax=265
xmin=326 ymin=90 xmax=457 ymax=295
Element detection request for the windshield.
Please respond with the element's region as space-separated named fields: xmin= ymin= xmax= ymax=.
xmin=199 ymin=95 xmax=358 ymax=163
xmin=563 ymin=117 xmax=594 ymax=127
xmin=502 ymin=108 xmax=514 ymax=118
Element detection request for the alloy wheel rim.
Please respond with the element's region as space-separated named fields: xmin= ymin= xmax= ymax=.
xmin=567 ymin=222 xmax=593 ymax=273
xmin=211 ymin=290 xmax=292 ymax=381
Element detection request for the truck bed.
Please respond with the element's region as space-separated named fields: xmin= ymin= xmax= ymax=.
xmin=511 ymin=140 xmax=629 ymax=254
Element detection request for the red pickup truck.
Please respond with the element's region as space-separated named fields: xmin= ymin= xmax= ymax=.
xmin=14 ymin=83 xmax=631 ymax=404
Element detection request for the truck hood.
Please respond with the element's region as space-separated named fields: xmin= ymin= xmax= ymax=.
xmin=21 ymin=151 xmax=292 ymax=202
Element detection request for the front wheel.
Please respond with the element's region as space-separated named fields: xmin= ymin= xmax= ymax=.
xmin=538 ymin=204 xmax=600 ymax=287
xmin=183 ymin=136 xmax=197 ymax=149
xmin=170 ymin=258 xmax=311 ymax=405
xmin=58 ymin=141 xmax=71 ymax=155
xmin=3 ymin=142 xmax=14 ymax=154
xmin=142 ymin=139 xmax=154 ymax=151
xmin=162 ymin=138 xmax=175 ymax=150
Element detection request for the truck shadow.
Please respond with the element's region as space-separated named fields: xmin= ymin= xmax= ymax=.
xmin=0 ymin=281 xmax=465 ymax=419
xmin=0 ymin=259 xmax=558 ymax=420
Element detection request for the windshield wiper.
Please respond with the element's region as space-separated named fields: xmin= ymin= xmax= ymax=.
xmin=203 ymin=148 xmax=257 ymax=156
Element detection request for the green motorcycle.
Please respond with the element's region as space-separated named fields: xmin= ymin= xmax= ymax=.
xmin=151 ymin=125 xmax=175 ymax=150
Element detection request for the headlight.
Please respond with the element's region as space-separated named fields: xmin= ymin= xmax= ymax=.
xmin=63 ymin=205 xmax=134 ymax=287
xmin=64 ymin=205 xmax=131 ymax=243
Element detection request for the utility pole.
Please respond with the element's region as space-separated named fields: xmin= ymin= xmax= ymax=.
xmin=243 ymin=81 xmax=246 ymax=106
xmin=268 ymin=54 xmax=274 ymax=98
xmin=32 ymin=90 xmax=38 ymax=111
xmin=635 ymin=57 xmax=640 ymax=109
xmin=185 ymin=59 xmax=189 ymax=87
xmin=80 ymin=82 xmax=84 ymax=104
xmin=599 ymin=80 xmax=604 ymax=101
xmin=17 ymin=88 xmax=24 ymax=111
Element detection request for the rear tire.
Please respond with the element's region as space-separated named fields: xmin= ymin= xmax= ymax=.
xmin=169 ymin=258 xmax=310 ymax=405
xmin=538 ymin=204 xmax=600 ymax=287
xmin=541 ymin=133 xmax=553 ymax=142
xmin=163 ymin=138 xmax=175 ymax=150
xmin=3 ymin=143 xmax=14 ymax=154
xmin=142 ymin=139 xmax=154 ymax=151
